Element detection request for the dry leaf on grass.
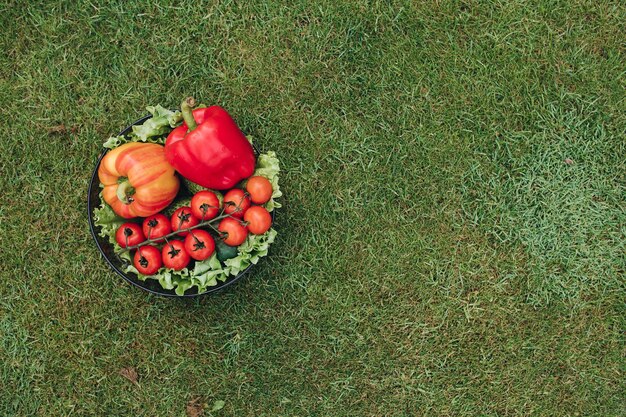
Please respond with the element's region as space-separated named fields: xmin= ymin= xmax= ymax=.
xmin=47 ymin=124 xmax=67 ymax=134
xmin=186 ymin=396 xmax=205 ymax=417
xmin=46 ymin=124 xmax=80 ymax=135
xmin=119 ymin=367 xmax=139 ymax=385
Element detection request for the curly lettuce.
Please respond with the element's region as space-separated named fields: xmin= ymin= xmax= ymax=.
xmin=102 ymin=135 xmax=126 ymax=149
xmin=124 ymin=262 xmax=195 ymax=296
xmin=92 ymin=197 xmax=126 ymax=245
xmin=131 ymin=105 xmax=182 ymax=142
xmin=102 ymin=105 xmax=182 ymax=149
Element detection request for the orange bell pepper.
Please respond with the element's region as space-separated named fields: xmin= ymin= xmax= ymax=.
xmin=98 ymin=142 xmax=179 ymax=218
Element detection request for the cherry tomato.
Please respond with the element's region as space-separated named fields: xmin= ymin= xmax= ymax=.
xmin=246 ymin=176 xmax=273 ymax=204
xmin=184 ymin=229 xmax=215 ymax=261
xmin=191 ymin=190 xmax=220 ymax=221
xmin=133 ymin=245 xmax=162 ymax=275
xmin=162 ymin=240 xmax=190 ymax=270
xmin=142 ymin=213 xmax=171 ymax=242
xmin=244 ymin=206 xmax=272 ymax=235
xmin=116 ymin=223 xmax=145 ymax=248
xmin=218 ymin=218 xmax=248 ymax=246
xmin=223 ymin=189 xmax=250 ymax=218
xmin=171 ymin=207 xmax=199 ymax=236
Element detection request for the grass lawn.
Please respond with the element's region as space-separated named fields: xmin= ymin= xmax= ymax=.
xmin=1 ymin=0 xmax=624 ymax=415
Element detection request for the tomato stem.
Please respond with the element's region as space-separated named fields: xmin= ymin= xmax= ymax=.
xmin=120 ymin=213 xmax=233 ymax=253
xmin=181 ymin=97 xmax=197 ymax=131
xmin=121 ymin=195 xmax=250 ymax=254
xmin=204 ymin=221 xmax=222 ymax=235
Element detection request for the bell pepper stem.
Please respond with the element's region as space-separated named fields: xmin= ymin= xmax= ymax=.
xmin=116 ymin=179 xmax=135 ymax=205
xmin=181 ymin=97 xmax=197 ymax=131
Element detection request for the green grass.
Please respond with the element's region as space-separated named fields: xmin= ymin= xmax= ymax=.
xmin=1 ymin=0 xmax=624 ymax=415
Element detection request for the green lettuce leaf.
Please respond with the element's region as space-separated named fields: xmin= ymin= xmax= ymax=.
xmin=193 ymin=254 xmax=230 ymax=289
xmin=102 ymin=105 xmax=182 ymax=149
xmin=254 ymin=151 xmax=282 ymax=212
xmin=103 ymin=135 xmax=126 ymax=149
xmin=93 ymin=197 xmax=126 ymax=245
xmin=173 ymin=276 xmax=194 ymax=296
xmin=130 ymin=105 xmax=182 ymax=142
xmin=225 ymin=228 xmax=277 ymax=275
xmin=124 ymin=262 xmax=194 ymax=295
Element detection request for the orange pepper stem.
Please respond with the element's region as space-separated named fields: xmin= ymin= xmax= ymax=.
xmin=181 ymin=97 xmax=197 ymax=131
xmin=116 ymin=179 xmax=135 ymax=205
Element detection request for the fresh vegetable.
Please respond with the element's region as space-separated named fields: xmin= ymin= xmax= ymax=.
xmin=93 ymin=198 xmax=126 ymax=246
xmin=244 ymin=206 xmax=272 ymax=235
xmin=131 ymin=105 xmax=182 ymax=142
xmin=215 ymin=239 xmax=238 ymax=262
xmin=142 ymin=214 xmax=171 ymax=242
xmin=103 ymin=106 xmax=182 ymax=149
xmin=133 ymin=245 xmax=162 ymax=275
xmin=246 ymin=176 xmax=273 ymax=204
xmin=171 ymin=207 xmax=199 ymax=236
xmin=223 ymin=189 xmax=250 ymax=218
xmin=218 ymin=228 xmax=277 ymax=276
xmin=165 ymin=97 xmax=256 ymax=189
xmin=162 ymin=240 xmax=190 ymax=270
xmin=94 ymin=102 xmax=283 ymax=295
xmin=115 ymin=223 xmax=145 ymax=248
xmin=253 ymin=151 xmax=282 ymax=212
xmin=218 ymin=218 xmax=248 ymax=246
xmin=184 ymin=230 xmax=215 ymax=261
xmin=191 ymin=190 xmax=220 ymax=221
xmin=98 ymin=142 xmax=179 ymax=218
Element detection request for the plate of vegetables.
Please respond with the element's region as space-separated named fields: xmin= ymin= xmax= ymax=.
xmin=88 ymin=98 xmax=282 ymax=297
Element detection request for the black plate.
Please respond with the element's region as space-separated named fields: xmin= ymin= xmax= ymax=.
xmin=87 ymin=114 xmax=272 ymax=297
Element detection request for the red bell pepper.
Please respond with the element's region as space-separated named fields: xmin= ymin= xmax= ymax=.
xmin=165 ymin=97 xmax=256 ymax=190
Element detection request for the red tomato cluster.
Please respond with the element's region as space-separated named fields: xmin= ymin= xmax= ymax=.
xmin=115 ymin=176 xmax=273 ymax=276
